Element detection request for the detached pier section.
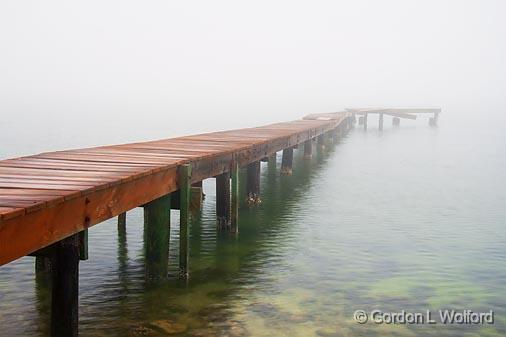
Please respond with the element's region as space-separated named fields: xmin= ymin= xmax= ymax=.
xmin=347 ymin=107 xmax=442 ymax=129
xmin=0 ymin=108 xmax=439 ymax=336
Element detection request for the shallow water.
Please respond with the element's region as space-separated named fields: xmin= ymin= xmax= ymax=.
xmin=1 ymin=115 xmax=505 ymax=337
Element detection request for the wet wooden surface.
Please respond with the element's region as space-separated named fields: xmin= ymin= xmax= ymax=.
xmin=0 ymin=114 xmax=348 ymax=265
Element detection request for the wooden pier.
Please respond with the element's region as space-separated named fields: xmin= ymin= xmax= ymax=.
xmin=0 ymin=108 xmax=438 ymax=336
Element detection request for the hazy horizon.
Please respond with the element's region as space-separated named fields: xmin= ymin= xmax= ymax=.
xmin=1 ymin=0 xmax=505 ymax=157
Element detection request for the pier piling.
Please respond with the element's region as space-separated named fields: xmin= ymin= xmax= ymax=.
xmin=216 ymin=171 xmax=231 ymax=229
xmin=51 ymin=233 xmax=80 ymax=337
xmin=118 ymin=212 xmax=126 ymax=230
xmin=281 ymin=147 xmax=294 ymax=175
xmin=429 ymin=111 xmax=439 ymax=126
xmin=178 ymin=164 xmax=191 ymax=278
xmin=303 ymin=139 xmax=313 ymax=159
xmin=317 ymin=134 xmax=325 ymax=151
xmin=190 ymin=181 xmax=203 ymax=211
xmin=35 ymin=256 xmax=52 ymax=273
xmin=332 ymin=128 xmax=339 ymax=143
xmin=392 ymin=117 xmax=400 ymax=126
xmin=231 ymin=162 xmax=239 ymax=232
xmin=268 ymin=153 xmax=277 ymax=166
xmin=246 ymin=161 xmax=261 ymax=204
xmin=78 ymin=230 xmax=88 ymax=261
xmin=143 ymin=194 xmax=171 ymax=280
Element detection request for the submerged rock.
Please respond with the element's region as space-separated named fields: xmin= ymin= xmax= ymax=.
xmin=188 ymin=327 xmax=218 ymax=337
xmin=228 ymin=321 xmax=248 ymax=337
xmin=316 ymin=329 xmax=341 ymax=337
xmin=198 ymin=306 xmax=226 ymax=323
xmin=150 ymin=319 xmax=187 ymax=334
xmin=285 ymin=312 xmax=310 ymax=323
xmin=129 ymin=325 xmax=156 ymax=336
xmin=208 ymin=319 xmax=248 ymax=337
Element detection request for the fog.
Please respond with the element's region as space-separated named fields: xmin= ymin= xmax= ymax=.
xmin=1 ymin=0 xmax=505 ymax=157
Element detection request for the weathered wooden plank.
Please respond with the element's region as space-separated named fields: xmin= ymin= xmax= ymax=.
xmin=13 ymin=157 xmax=159 ymax=167
xmin=384 ymin=112 xmax=417 ymax=120
xmin=0 ymin=160 xmax=154 ymax=173
xmin=0 ymin=167 xmax=129 ymax=179
xmin=0 ymin=188 xmax=75 ymax=197
xmin=0 ymin=206 xmax=25 ymax=220
xmin=0 ymin=175 xmax=113 ymax=185
xmin=36 ymin=153 xmax=177 ymax=165
xmin=0 ymin=181 xmax=96 ymax=190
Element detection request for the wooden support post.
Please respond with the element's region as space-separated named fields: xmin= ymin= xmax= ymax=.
xmin=317 ymin=134 xmax=325 ymax=151
xmin=379 ymin=112 xmax=384 ymax=131
xmin=118 ymin=212 xmax=126 ymax=230
xmin=429 ymin=112 xmax=439 ymax=126
xmin=231 ymin=162 xmax=239 ymax=233
xmin=281 ymin=147 xmax=294 ymax=175
xmin=267 ymin=153 xmax=276 ymax=176
xmin=358 ymin=116 xmax=364 ymax=125
xmin=268 ymin=153 xmax=277 ymax=166
xmin=392 ymin=117 xmax=400 ymax=126
xmin=190 ymin=184 xmax=203 ymax=211
xmin=364 ymin=113 xmax=368 ymax=130
xmin=118 ymin=215 xmax=128 ymax=272
xmin=332 ymin=128 xmax=339 ymax=143
xmin=246 ymin=161 xmax=261 ymax=204
xmin=334 ymin=127 xmax=340 ymax=141
xmin=191 ymin=180 xmax=206 ymax=209
xmin=178 ymin=164 xmax=191 ymax=278
xmin=190 ymin=186 xmax=202 ymax=209
xmin=215 ymin=171 xmax=231 ymax=229
xmin=51 ymin=233 xmax=79 ymax=337
xmin=303 ymin=139 xmax=313 ymax=159
xmin=143 ymin=194 xmax=171 ymax=281
xmin=36 ymin=256 xmax=52 ymax=273
xmin=78 ymin=230 xmax=88 ymax=261
xmin=323 ymin=131 xmax=331 ymax=146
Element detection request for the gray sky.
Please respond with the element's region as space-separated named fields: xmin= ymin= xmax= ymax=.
xmin=1 ymin=0 xmax=505 ymax=156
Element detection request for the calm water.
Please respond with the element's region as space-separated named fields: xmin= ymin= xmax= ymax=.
xmin=1 ymin=114 xmax=505 ymax=336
